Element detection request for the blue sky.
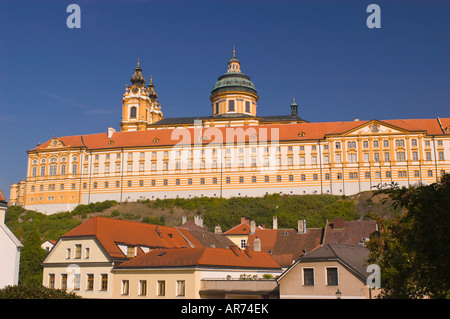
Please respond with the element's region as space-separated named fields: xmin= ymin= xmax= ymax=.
xmin=0 ymin=0 xmax=449 ymax=200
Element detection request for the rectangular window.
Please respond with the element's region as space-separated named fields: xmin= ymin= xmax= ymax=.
xmin=49 ymin=274 xmax=55 ymax=289
xmin=265 ymin=176 xmax=269 ymax=182
xmin=397 ymin=152 xmax=406 ymax=162
xmin=301 ymin=174 xmax=306 ymax=181
xmin=176 ymin=179 xmax=180 ymax=185
xmin=426 ymin=152 xmax=432 ymax=161
xmin=384 ymin=140 xmax=389 ymax=148
xmin=252 ymin=176 xmax=256 ymax=183
xmin=363 ymin=141 xmax=369 ymax=148
xmin=228 ymin=100 xmax=235 ymax=112
xmin=239 ymin=176 xmax=244 ymax=183
xmin=412 ymin=151 xmax=418 ymax=161
xmin=177 ymin=280 xmax=186 ymax=297
xmin=245 ymin=101 xmax=250 ymax=113
xmin=74 ymin=274 xmax=80 ymax=290
xmin=213 ymin=177 xmax=217 ymax=184
xmin=303 ymin=268 xmax=314 ymax=286
xmin=61 ymin=274 xmax=68 ymax=290
xmin=127 ymin=246 xmax=135 ymax=258
xmin=335 ymin=142 xmax=341 ymax=149
xmin=411 ymin=139 xmax=417 ymax=146
xmin=365 ymin=172 xmax=370 ymax=179
xmin=226 ymin=177 xmax=231 ymax=184
xmin=439 ymin=152 xmax=444 ymax=161
xmin=139 ymin=280 xmax=147 ymax=296
xmin=384 ymin=152 xmax=390 ymax=162
xmin=87 ymin=274 xmax=94 ymax=291
xmin=327 ymin=267 xmax=338 ymax=286
xmin=101 ymin=274 xmax=108 ymax=291
xmin=215 ymin=102 xmax=219 ymax=114
xmin=120 ymin=280 xmax=129 ymax=295
xmin=240 ymin=239 xmax=246 ymax=249
xmin=75 ymin=244 xmax=82 ymax=259
xmin=364 ymin=153 xmax=369 ymax=163
xmin=373 ymin=140 xmax=379 ymax=148
xmin=374 ymin=153 xmax=380 ymax=162
xmin=335 ymin=154 xmax=341 ymax=163
xmin=157 ymin=280 xmax=166 ymax=296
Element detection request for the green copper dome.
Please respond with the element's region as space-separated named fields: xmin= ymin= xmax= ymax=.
xmin=211 ymin=53 xmax=257 ymax=96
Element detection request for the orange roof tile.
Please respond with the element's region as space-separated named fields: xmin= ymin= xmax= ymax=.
xmin=115 ymin=246 xmax=281 ymax=270
xmin=61 ymin=217 xmax=202 ymax=259
xmin=32 ymin=117 xmax=450 ymax=152
xmin=0 ymin=188 xmax=6 ymax=202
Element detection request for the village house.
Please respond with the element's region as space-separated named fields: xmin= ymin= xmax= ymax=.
xmin=277 ymin=244 xmax=381 ymax=299
xmin=0 ymin=189 xmax=23 ymax=289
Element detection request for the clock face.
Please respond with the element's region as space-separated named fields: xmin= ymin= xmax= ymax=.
xmin=132 ymin=87 xmax=139 ymax=94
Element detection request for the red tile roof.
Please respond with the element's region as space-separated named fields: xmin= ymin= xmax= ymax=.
xmin=61 ymin=217 xmax=202 ymax=259
xmin=0 ymin=188 xmax=6 ymax=202
xmin=115 ymin=246 xmax=281 ymax=270
xmin=31 ymin=117 xmax=449 ymax=152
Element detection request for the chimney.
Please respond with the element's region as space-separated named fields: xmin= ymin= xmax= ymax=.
xmin=298 ymin=219 xmax=307 ymax=234
xmin=182 ymin=216 xmax=187 ymax=224
xmin=250 ymin=220 xmax=256 ymax=234
xmin=333 ymin=217 xmax=344 ymax=229
xmin=254 ymin=237 xmax=261 ymax=252
xmin=107 ymin=127 xmax=116 ymax=139
xmin=194 ymin=215 xmax=203 ymax=228
xmin=214 ymin=225 xmax=222 ymax=234
xmin=241 ymin=217 xmax=249 ymax=225
xmin=273 ymin=216 xmax=278 ymax=229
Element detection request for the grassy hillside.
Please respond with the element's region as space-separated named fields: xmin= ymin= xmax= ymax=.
xmin=5 ymin=192 xmax=399 ymax=243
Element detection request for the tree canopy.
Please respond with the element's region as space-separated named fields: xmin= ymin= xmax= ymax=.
xmin=367 ymin=174 xmax=450 ymax=298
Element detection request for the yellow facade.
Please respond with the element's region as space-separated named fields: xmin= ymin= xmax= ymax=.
xmin=9 ymin=52 xmax=450 ymax=215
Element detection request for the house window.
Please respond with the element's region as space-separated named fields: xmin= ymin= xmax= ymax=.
xmin=226 ymin=177 xmax=231 ymax=184
xmin=215 ymin=102 xmax=219 ymax=114
xmin=396 ymin=152 xmax=406 ymax=162
xmin=61 ymin=274 xmax=68 ymax=290
xmin=240 ymin=239 xmax=246 ymax=249
xmin=139 ymin=280 xmax=147 ymax=296
xmin=49 ymin=274 xmax=55 ymax=289
xmin=426 ymin=152 xmax=432 ymax=161
xmin=335 ymin=142 xmax=341 ymax=149
xmin=374 ymin=153 xmax=380 ymax=162
xmin=303 ymin=268 xmax=314 ymax=286
xmin=66 ymin=248 xmax=71 ymax=259
xmin=157 ymin=280 xmax=166 ymax=296
xmin=177 ymin=280 xmax=186 ymax=297
xmin=122 ymin=280 xmax=129 ymax=295
xmin=87 ymin=274 xmax=94 ymax=291
xmin=326 ymin=267 xmax=338 ymax=286
xmin=74 ymin=274 xmax=81 ymax=290
xmin=127 ymin=246 xmax=136 ymax=258
xmin=75 ymin=244 xmax=82 ymax=259
xmin=61 ymin=164 xmax=66 ymax=175
xmin=101 ymin=274 xmax=108 ymax=291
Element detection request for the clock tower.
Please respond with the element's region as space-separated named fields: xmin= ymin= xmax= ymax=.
xmin=120 ymin=60 xmax=163 ymax=132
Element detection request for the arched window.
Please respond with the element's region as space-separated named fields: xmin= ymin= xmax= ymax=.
xmin=61 ymin=164 xmax=66 ymax=175
xmin=130 ymin=107 xmax=137 ymax=118
xmin=72 ymin=164 xmax=77 ymax=175
xmin=40 ymin=166 xmax=45 ymax=177
xmin=32 ymin=167 xmax=37 ymax=177
xmin=49 ymin=164 xmax=57 ymax=176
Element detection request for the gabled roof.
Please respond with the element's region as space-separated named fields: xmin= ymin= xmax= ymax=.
xmin=300 ymin=244 xmax=370 ymax=282
xmin=323 ymin=218 xmax=378 ymax=246
xmin=277 ymin=244 xmax=371 ymax=283
xmin=114 ymin=246 xmax=281 ymax=270
xmin=61 ymin=217 xmax=202 ymax=259
xmin=0 ymin=224 xmax=23 ymax=248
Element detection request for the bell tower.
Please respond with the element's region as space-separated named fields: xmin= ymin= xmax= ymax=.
xmin=120 ymin=60 xmax=163 ymax=132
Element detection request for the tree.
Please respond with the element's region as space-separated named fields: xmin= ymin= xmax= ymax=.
xmin=367 ymin=174 xmax=450 ymax=298
xmin=19 ymin=229 xmax=48 ymax=286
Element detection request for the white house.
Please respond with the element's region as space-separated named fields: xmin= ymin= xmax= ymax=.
xmin=0 ymin=189 xmax=23 ymax=288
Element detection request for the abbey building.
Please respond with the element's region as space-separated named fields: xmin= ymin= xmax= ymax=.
xmin=9 ymin=51 xmax=450 ymax=214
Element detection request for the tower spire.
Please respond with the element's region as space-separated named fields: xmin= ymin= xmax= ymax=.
xmin=130 ymin=59 xmax=145 ymax=86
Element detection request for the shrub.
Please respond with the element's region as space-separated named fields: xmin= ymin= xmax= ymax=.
xmin=0 ymin=284 xmax=81 ymax=299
